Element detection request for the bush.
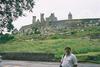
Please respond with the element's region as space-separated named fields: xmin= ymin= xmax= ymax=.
xmin=0 ymin=34 xmax=14 ymax=43
xmin=49 ymin=34 xmax=66 ymax=39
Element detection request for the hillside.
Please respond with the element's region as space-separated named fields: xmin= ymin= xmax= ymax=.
xmin=0 ymin=26 xmax=100 ymax=63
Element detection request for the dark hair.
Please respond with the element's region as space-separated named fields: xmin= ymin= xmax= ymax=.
xmin=64 ymin=47 xmax=71 ymax=50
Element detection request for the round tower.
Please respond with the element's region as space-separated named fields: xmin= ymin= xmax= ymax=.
xmin=68 ymin=12 xmax=72 ymax=20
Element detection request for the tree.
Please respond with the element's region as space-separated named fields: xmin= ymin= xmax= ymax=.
xmin=0 ymin=0 xmax=34 ymax=34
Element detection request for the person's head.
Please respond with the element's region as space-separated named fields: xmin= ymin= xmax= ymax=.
xmin=64 ymin=47 xmax=71 ymax=55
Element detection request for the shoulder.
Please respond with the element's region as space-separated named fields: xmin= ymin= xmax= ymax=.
xmin=70 ymin=53 xmax=76 ymax=58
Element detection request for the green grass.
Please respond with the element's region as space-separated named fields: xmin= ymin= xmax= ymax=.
xmin=0 ymin=38 xmax=100 ymax=53
xmin=75 ymin=26 xmax=100 ymax=37
xmin=0 ymin=38 xmax=100 ymax=63
xmin=76 ymin=52 xmax=100 ymax=63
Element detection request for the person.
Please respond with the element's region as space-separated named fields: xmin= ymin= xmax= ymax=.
xmin=60 ymin=47 xmax=78 ymax=67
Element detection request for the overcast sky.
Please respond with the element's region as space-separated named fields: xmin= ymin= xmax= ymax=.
xmin=13 ymin=0 xmax=100 ymax=30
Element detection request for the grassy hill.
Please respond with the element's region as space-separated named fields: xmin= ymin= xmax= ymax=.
xmin=0 ymin=38 xmax=100 ymax=62
xmin=0 ymin=26 xmax=100 ymax=63
xmin=0 ymin=38 xmax=100 ymax=53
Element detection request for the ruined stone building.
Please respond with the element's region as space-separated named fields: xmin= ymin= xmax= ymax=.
xmin=19 ymin=12 xmax=100 ymax=35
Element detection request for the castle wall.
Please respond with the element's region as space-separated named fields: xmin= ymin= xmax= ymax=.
xmin=19 ymin=12 xmax=100 ymax=35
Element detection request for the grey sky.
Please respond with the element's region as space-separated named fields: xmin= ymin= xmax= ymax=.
xmin=13 ymin=0 xmax=100 ymax=30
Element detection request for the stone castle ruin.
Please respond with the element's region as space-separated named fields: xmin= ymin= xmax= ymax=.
xmin=19 ymin=12 xmax=100 ymax=35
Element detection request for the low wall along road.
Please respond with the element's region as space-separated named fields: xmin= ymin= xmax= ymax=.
xmin=0 ymin=52 xmax=55 ymax=61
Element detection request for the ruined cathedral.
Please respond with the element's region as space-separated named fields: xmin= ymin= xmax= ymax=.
xmin=19 ymin=12 xmax=100 ymax=35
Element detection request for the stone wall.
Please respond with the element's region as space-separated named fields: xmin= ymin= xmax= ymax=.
xmin=0 ymin=52 xmax=55 ymax=61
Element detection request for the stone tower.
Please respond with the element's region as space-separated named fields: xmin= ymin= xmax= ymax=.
xmin=68 ymin=12 xmax=72 ymax=20
xmin=32 ymin=16 xmax=36 ymax=24
xmin=40 ymin=13 xmax=46 ymax=34
xmin=40 ymin=13 xmax=45 ymax=22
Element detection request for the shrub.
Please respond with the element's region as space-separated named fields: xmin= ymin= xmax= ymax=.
xmin=49 ymin=34 xmax=66 ymax=39
xmin=0 ymin=34 xmax=14 ymax=43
